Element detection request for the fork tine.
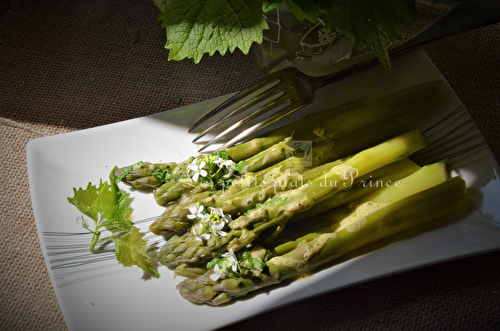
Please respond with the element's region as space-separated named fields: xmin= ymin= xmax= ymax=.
xmin=192 ymin=82 xmax=289 ymax=143
xmin=214 ymin=98 xmax=312 ymax=151
xmin=188 ymin=76 xmax=281 ymax=133
xmin=197 ymin=92 xmax=294 ymax=153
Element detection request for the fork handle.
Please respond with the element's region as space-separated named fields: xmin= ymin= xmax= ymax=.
xmin=316 ymin=0 xmax=500 ymax=88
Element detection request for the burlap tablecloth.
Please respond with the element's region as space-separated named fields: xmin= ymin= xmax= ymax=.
xmin=1 ymin=1 xmax=499 ymax=330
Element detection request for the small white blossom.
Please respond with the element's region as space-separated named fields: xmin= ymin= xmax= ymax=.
xmin=75 ymin=215 xmax=90 ymax=230
xmin=187 ymin=205 xmax=205 ymax=220
xmin=208 ymin=220 xmax=227 ymax=237
xmin=187 ymin=159 xmax=208 ymax=182
xmin=76 ymin=213 xmax=107 ymax=232
xmin=210 ymin=264 xmax=223 ymax=281
xmin=214 ymin=157 xmax=235 ymax=169
xmin=214 ymin=157 xmax=236 ymax=179
xmin=208 ymin=207 xmax=232 ymax=224
xmin=208 ymin=207 xmax=224 ymax=217
xmin=222 ymin=250 xmax=238 ymax=272
xmin=192 ymin=228 xmax=210 ymax=241
xmin=223 ymin=167 xmax=235 ymax=179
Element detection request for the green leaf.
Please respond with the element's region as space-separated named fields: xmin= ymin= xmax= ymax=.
xmin=67 ymin=175 xmax=131 ymax=232
xmin=284 ymin=0 xmax=322 ymax=23
xmin=285 ymin=0 xmax=416 ymax=68
xmin=113 ymin=228 xmax=160 ymax=278
xmin=68 ymin=168 xmax=158 ymax=278
xmin=262 ymin=0 xmax=283 ymax=13
xmin=159 ymin=0 xmax=269 ymax=63
xmin=347 ymin=0 xmax=415 ymax=68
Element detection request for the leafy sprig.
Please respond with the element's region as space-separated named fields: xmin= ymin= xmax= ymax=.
xmin=68 ymin=168 xmax=159 ymax=278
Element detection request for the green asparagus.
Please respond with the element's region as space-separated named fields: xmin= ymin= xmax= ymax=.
xmin=149 ymin=119 xmax=416 ymax=234
xmin=176 ymin=171 xmax=467 ymax=305
xmin=67 ymin=80 xmax=469 ymax=301
xmin=158 ymin=130 xmax=428 ymax=266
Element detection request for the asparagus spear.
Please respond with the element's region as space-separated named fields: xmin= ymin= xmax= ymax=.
xmin=114 ymin=161 xmax=180 ymax=188
xmin=244 ymin=80 xmax=440 ymax=145
xmin=176 ymin=172 xmax=467 ymax=305
xmin=269 ymin=176 xmax=466 ymax=280
xmin=159 ymin=130 xmax=428 ymax=266
xmin=229 ymin=130 xmax=429 ymax=245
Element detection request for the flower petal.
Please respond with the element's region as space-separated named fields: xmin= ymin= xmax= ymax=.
xmin=209 ymin=273 xmax=220 ymax=281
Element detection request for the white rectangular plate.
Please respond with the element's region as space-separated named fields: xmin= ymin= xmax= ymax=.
xmin=27 ymin=50 xmax=500 ymax=331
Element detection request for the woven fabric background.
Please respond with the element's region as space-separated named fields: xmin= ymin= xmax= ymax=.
xmin=0 ymin=1 xmax=499 ymax=330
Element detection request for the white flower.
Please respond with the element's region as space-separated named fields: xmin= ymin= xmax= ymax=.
xmin=208 ymin=220 xmax=227 ymax=237
xmin=223 ymin=166 xmax=235 ymax=179
xmin=214 ymin=157 xmax=235 ymax=169
xmin=222 ymin=250 xmax=238 ymax=272
xmin=187 ymin=159 xmax=208 ymax=182
xmin=75 ymin=215 xmax=89 ymax=230
xmin=192 ymin=228 xmax=210 ymax=241
xmin=187 ymin=204 xmax=205 ymax=220
xmin=208 ymin=207 xmax=224 ymax=217
xmin=76 ymin=212 xmax=107 ymax=231
xmin=210 ymin=264 xmax=223 ymax=281
xmin=214 ymin=157 xmax=236 ymax=178
xmin=209 ymin=250 xmax=239 ymax=281
xmin=209 ymin=207 xmax=232 ymax=224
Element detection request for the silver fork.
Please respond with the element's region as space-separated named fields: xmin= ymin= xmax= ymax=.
xmin=190 ymin=0 xmax=500 ymax=152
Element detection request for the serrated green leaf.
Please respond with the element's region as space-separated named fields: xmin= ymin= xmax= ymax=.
xmin=68 ymin=168 xmax=158 ymax=277
xmin=113 ymin=228 xmax=160 ymax=278
xmin=67 ymin=176 xmax=132 ymax=232
xmin=159 ymin=0 xmax=269 ymax=63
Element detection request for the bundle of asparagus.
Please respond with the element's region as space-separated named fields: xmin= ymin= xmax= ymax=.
xmin=108 ymin=81 xmax=469 ymax=305
xmin=176 ymin=170 xmax=467 ymax=305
